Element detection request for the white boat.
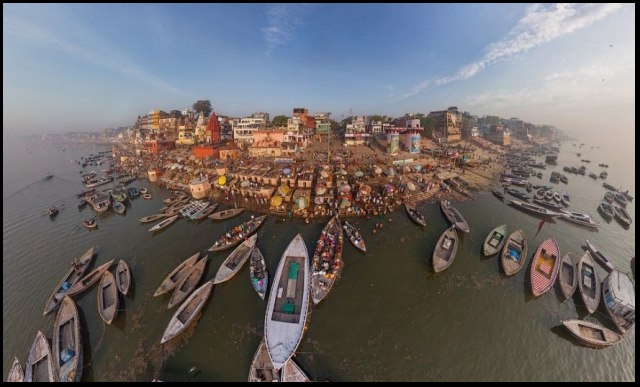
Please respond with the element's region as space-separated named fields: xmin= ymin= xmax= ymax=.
xmin=7 ymin=356 xmax=24 ymax=382
xmin=585 ymin=240 xmax=616 ymax=272
xmin=153 ymin=252 xmax=201 ymax=297
xmin=191 ymin=203 xmax=219 ymax=220
xmin=213 ymin=234 xmax=257 ymax=284
xmin=508 ymin=199 xmax=561 ymax=218
xmin=602 ymin=270 xmax=636 ymax=333
xmin=24 ymin=331 xmax=57 ymax=382
xmin=248 ymin=338 xmax=280 ymax=382
xmin=559 ymin=210 xmax=599 ymax=228
xmin=149 ymin=215 xmax=179 ymax=232
xmin=168 ymin=256 xmax=208 ymax=309
xmin=265 ymin=234 xmax=310 ymax=371
xmin=280 ymin=359 xmax=310 ymax=382
xmin=160 ymin=281 xmax=214 ymax=344
xmin=562 ymin=319 xmax=622 ymax=348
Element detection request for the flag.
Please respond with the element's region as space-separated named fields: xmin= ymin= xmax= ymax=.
xmin=534 ymin=219 xmax=546 ymax=239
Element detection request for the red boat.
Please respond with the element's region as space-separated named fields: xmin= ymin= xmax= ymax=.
xmin=530 ymin=238 xmax=561 ymax=297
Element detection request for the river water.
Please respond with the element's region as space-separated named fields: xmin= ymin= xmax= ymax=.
xmin=2 ymin=136 xmax=634 ymax=381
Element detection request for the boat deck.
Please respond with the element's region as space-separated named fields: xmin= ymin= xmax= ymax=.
xmin=225 ymin=244 xmax=253 ymax=271
xmin=271 ymin=256 xmax=306 ymax=324
xmin=32 ymin=357 xmax=52 ymax=382
xmin=102 ymin=283 xmax=117 ymax=308
xmin=578 ymin=324 xmax=605 ymax=341
xmin=58 ymin=319 xmax=76 ymax=367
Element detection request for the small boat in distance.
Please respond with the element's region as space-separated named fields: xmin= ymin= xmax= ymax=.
xmin=138 ymin=214 xmax=166 ymax=223
xmin=153 ymin=252 xmax=201 ymax=297
xmin=558 ymin=253 xmax=578 ymax=301
xmin=577 ymin=251 xmax=601 ymax=315
xmin=530 ymin=238 xmax=561 ymax=297
xmin=148 ymin=215 xmax=179 ymax=233
xmin=43 ymin=247 xmax=95 ymax=315
xmin=343 ymin=221 xmax=367 ymax=253
xmin=432 ymin=226 xmax=459 ymax=273
xmin=115 ymin=259 xmax=132 ymax=296
xmin=405 ymin=203 xmax=426 ymax=227
xmin=500 ymin=230 xmax=528 ymax=276
xmin=483 ymin=224 xmax=507 ymax=256
xmin=561 ymin=192 xmax=570 ymax=206
xmin=7 ymin=356 xmax=24 ymax=382
xmin=160 ymin=281 xmax=214 ymax=344
xmin=562 ymin=319 xmax=621 ymax=348
xmin=83 ymin=217 xmax=97 ymax=229
xmin=48 ymin=206 xmax=59 ymax=216
xmin=208 ymin=215 xmax=266 ymax=252
xmin=208 ymin=207 xmax=245 ymax=220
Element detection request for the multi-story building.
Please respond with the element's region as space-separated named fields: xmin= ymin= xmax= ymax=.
xmin=427 ymin=106 xmax=462 ymax=143
xmin=345 ymin=115 xmax=369 ymax=146
xmin=232 ymin=117 xmax=268 ymax=146
xmin=485 ymin=125 xmax=511 ymax=146
xmin=251 ymin=112 xmax=270 ymax=124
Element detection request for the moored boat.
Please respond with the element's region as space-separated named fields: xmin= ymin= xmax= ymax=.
xmin=604 ymin=191 xmax=614 ymax=203
xmin=208 ymin=207 xmax=245 ymax=220
xmin=160 ymin=281 xmax=214 ymax=344
xmin=138 ymin=213 xmax=167 ymax=223
xmin=115 ymin=259 xmax=131 ymax=295
xmin=208 ymin=215 xmax=266 ymax=252
xmin=113 ymin=201 xmax=126 ymax=214
xmin=602 ymin=270 xmax=636 ymax=333
xmin=311 ymin=216 xmax=344 ymax=305
xmin=249 ymin=247 xmax=269 ymax=300
xmin=482 ymin=224 xmax=507 ymax=256
xmin=97 ymin=271 xmax=119 ymax=324
xmin=500 ymin=229 xmax=528 ymax=276
xmin=153 ymin=252 xmax=201 ymax=297
xmin=191 ymin=203 xmax=219 ymax=221
xmin=613 ymin=191 xmax=628 ymax=207
xmin=52 ymin=296 xmax=82 ymax=382
xmin=578 ymin=251 xmax=601 ymax=315
xmin=143 ymin=193 xmax=153 ymax=200
xmin=508 ymin=199 xmax=561 ymax=218
xmin=168 ymin=256 xmax=208 ymax=309
xmin=248 ymin=338 xmax=280 ymax=382
xmin=597 ymin=201 xmax=614 ymax=220
xmin=83 ymin=217 xmax=97 ymax=229
xmin=559 ymin=253 xmax=578 ymax=301
xmin=213 ymin=234 xmax=257 ymax=285
xmin=613 ymin=205 xmax=632 ymax=227
xmin=265 ymin=234 xmax=310 ymax=370
xmin=584 ymin=240 xmax=615 ymax=272
xmin=48 ymin=206 xmax=58 ymax=216
xmin=561 ymin=192 xmax=570 ymax=206
xmin=530 ymin=238 xmax=561 ymax=297
xmin=405 ymin=203 xmax=426 ymax=227
xmin=280 ymin=359 xmax=310 ymax=382
xmin=148 ymin=215 xmax=179 ymax=233
xmin=66 ymin=259 xmax=115 ymax=297
xmin=559 ymin=210 xmax=599 ymax=229
xmin=491 ymin=188 xmax=505 ymax=200
xmin=432 ymin=226 xmax=459 ymax=273
xmin=343 ymin=221 xmax=367 ymax=253
xmin=43 ymin=247 xmax=95 ymax=315
xmin=24 ymin=331 xmax=57 ymax=382
xmin=7 ymin=356 xmax=24 ymax=382
xmin=440 ymin=200 xmax=470 ymax=232
xmin=561 ymin=319 xmax=622 ymax=348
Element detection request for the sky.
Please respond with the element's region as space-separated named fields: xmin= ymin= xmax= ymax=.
xmin=3 ymin=4 xmax=635 ymax=136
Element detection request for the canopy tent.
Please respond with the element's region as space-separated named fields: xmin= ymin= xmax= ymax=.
xmin=218 ymin=175 xmax=227 ymax=186
xmin=320 ymin=170 xmax=330 ymax=178
xmin=314 ymin=196 xmax=325 ymax=205
xmin=316 ymin=185 xmax=327 ymax=196
xmin=373 ymin=166 xmax=382 ymax=175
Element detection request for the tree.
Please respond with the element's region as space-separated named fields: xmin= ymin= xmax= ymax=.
xmin=420 ymin=116 xmax=436 ymax=136
xmin=271 ymin=115 xmax=288 ymax=127
xmin=192 ymin=100 xmax=212 ymax=116
xmin=340 ymin=116 xmax=353 ymax=128
xmin=369 ymin=115 xmax=386 ymax=123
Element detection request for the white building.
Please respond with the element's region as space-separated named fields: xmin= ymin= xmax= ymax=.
xmin=233 ymin=117 xmax=267 ymax=145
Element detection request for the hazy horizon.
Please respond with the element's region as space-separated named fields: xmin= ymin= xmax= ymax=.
xmin=3 ymin=4 xmax=635 ymax=137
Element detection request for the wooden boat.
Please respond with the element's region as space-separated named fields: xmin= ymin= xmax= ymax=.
xmin=602 ymin=270 xmax=635 ymax=333
xmin=249 ymin=247 xmax=269 ymax=300
xmin=585 ymin=240 xmax=615 ymax=272
xmin=343 ymin=221 xmax=366 ymax=253
xmin=112 ymin=201 xmax=126 ymax=214
xmin=7 ymin=356 xmax=24 ymax=382
xmin=508 ymin=199 xmax=561 ymax=218
xmin=167 ymin=256 xmax=208 ymax=309
xmin=66 ymin=259 xmax=115 ymax=297
xmin=604 ymin=191 xmax=614 ymax=203
xmin=562 ymin=319 xmax=622 ymax=348
xmin=52 ymin=296 xmax=82 ymax=382
xmin=559 ymin=210 xmax=599 ymax=228
xmin=160 ymin=280 xmax=214 ymax=344
xmin=191 ymin=203 xmax=219 ymax=220
xmin=530 ymin=238 xmax=561 ymax=297
xmin=482 ymin=224 xmax=507 ymax=256
xmin=559 ymin=253 xmax=578 ymax=301
xmin=115 ymin=259 xmax=131 ymax=296
xmin=208 ymin=215 xmax=266 ymax=252
xmin=148 ymin=215 xmax=179 ymax=233
xmin=613 ymin=191 xmax=628 ymax=207
xmin=311 ymin=216 xmax=344 ymax=305
xmin=213 ymin=234 xmax=257 ymax=284
xmin=280 ymin=359 xmax=310 ymax=382
xmin=76 ymin=199 xmax=87 ymax=208
xmin=248 ymin=338 xmax=280 ymax=382
xmin=505 ymin=187 xmax=530 ymax=201
xmin=534 ymin=188 xmax=545 ymax=200
xmin=153 ymin=252 xmax=201 ymax=297
xmin=405 ymin=203 xmax=426 ymax=227
xmin=208 ymin=207 xmax=245 ymax=220
xmin=97 ymin=271 xmax=119 ymax=324
xmin=491 ymin=188 xmax=505 ymax=200
xmin=598 ymin=201 xmax=614 ymax=220
xmin=533 ymin=198 xmax=564 ymax=211
xmin=48 ymin=206 xmax=59 ymax=216
xmin=500 ymin=230 xmax=528 ymax=276
xmin=613 ymin=205 xmax=632 ymax=226
xmin=432 ymin=226 xmax=459 ymax=273
xmin=83 ymin=217 xmax=97 ymax=229
xmin=561 ymin=192 xmax=570 ymax=206
xmin=577 ymin=251 xmax=600 ymax=314
xmin=265 ymin=234 xmax=310 ymax=370
xmin=440 ymin=200 xmax=470 ymax=233
xmin=138 ymin=213 xmax=166 ymax=223
xmin=24 ymin=331 xmax=57 ymax=382
xmin=43 ymin=247 xmax=95 ymax=315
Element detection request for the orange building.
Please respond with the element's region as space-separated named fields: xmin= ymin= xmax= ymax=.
xmin=144 ymin=139 xmax=175 ymax=155
xmin=193 ymin=145 xmax=219 ymax=159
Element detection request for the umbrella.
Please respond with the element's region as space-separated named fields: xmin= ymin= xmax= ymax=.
xmin=270 ymin=195 xmax=283 ymax=206
xmin=354 ymin=171 xmax=364 ymax=178
xmin=218 ymin=175 xmax=226 ymax=185
xmin=282 ymin=167 xmax=291 ymax=175
xmin=278 ymin=184 xmax=291 ymax=196
xmin=320 ymin=170 xmax=329 ymax=178
xmin=374 ymin=166 xmax=382 ymax=175
xmin=337 ymin=169 xmax=347 ymax=176
xmin=295 ymin=196 xmax=308 ymax=209
xmin=340 ymin=184 xmax=351 ymax=193
xmin=407 ymin=182 xmax=416 ymax=191
xmin=241 ymin=180 xmax=250 ymax=187
xmin=385 ymin=184 xmax=395 ymax=193
xmin=314 ymin=196 xmax=325 ymax=205
xmin=316 ymin=185 xmax=327 ymax=196
xmin=359 ymin=184 xmax=372 ymax=196
xmin=339 ymin=198 xmax=351 ymax=209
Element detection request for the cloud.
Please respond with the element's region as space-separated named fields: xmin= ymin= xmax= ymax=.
xmin=400 ymin=3 xmax=624 ymax=99
xmin=3 ymin=6 xmax=189 ymax=96
xmin=262 ymin=4 xmax=313 ymax=55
